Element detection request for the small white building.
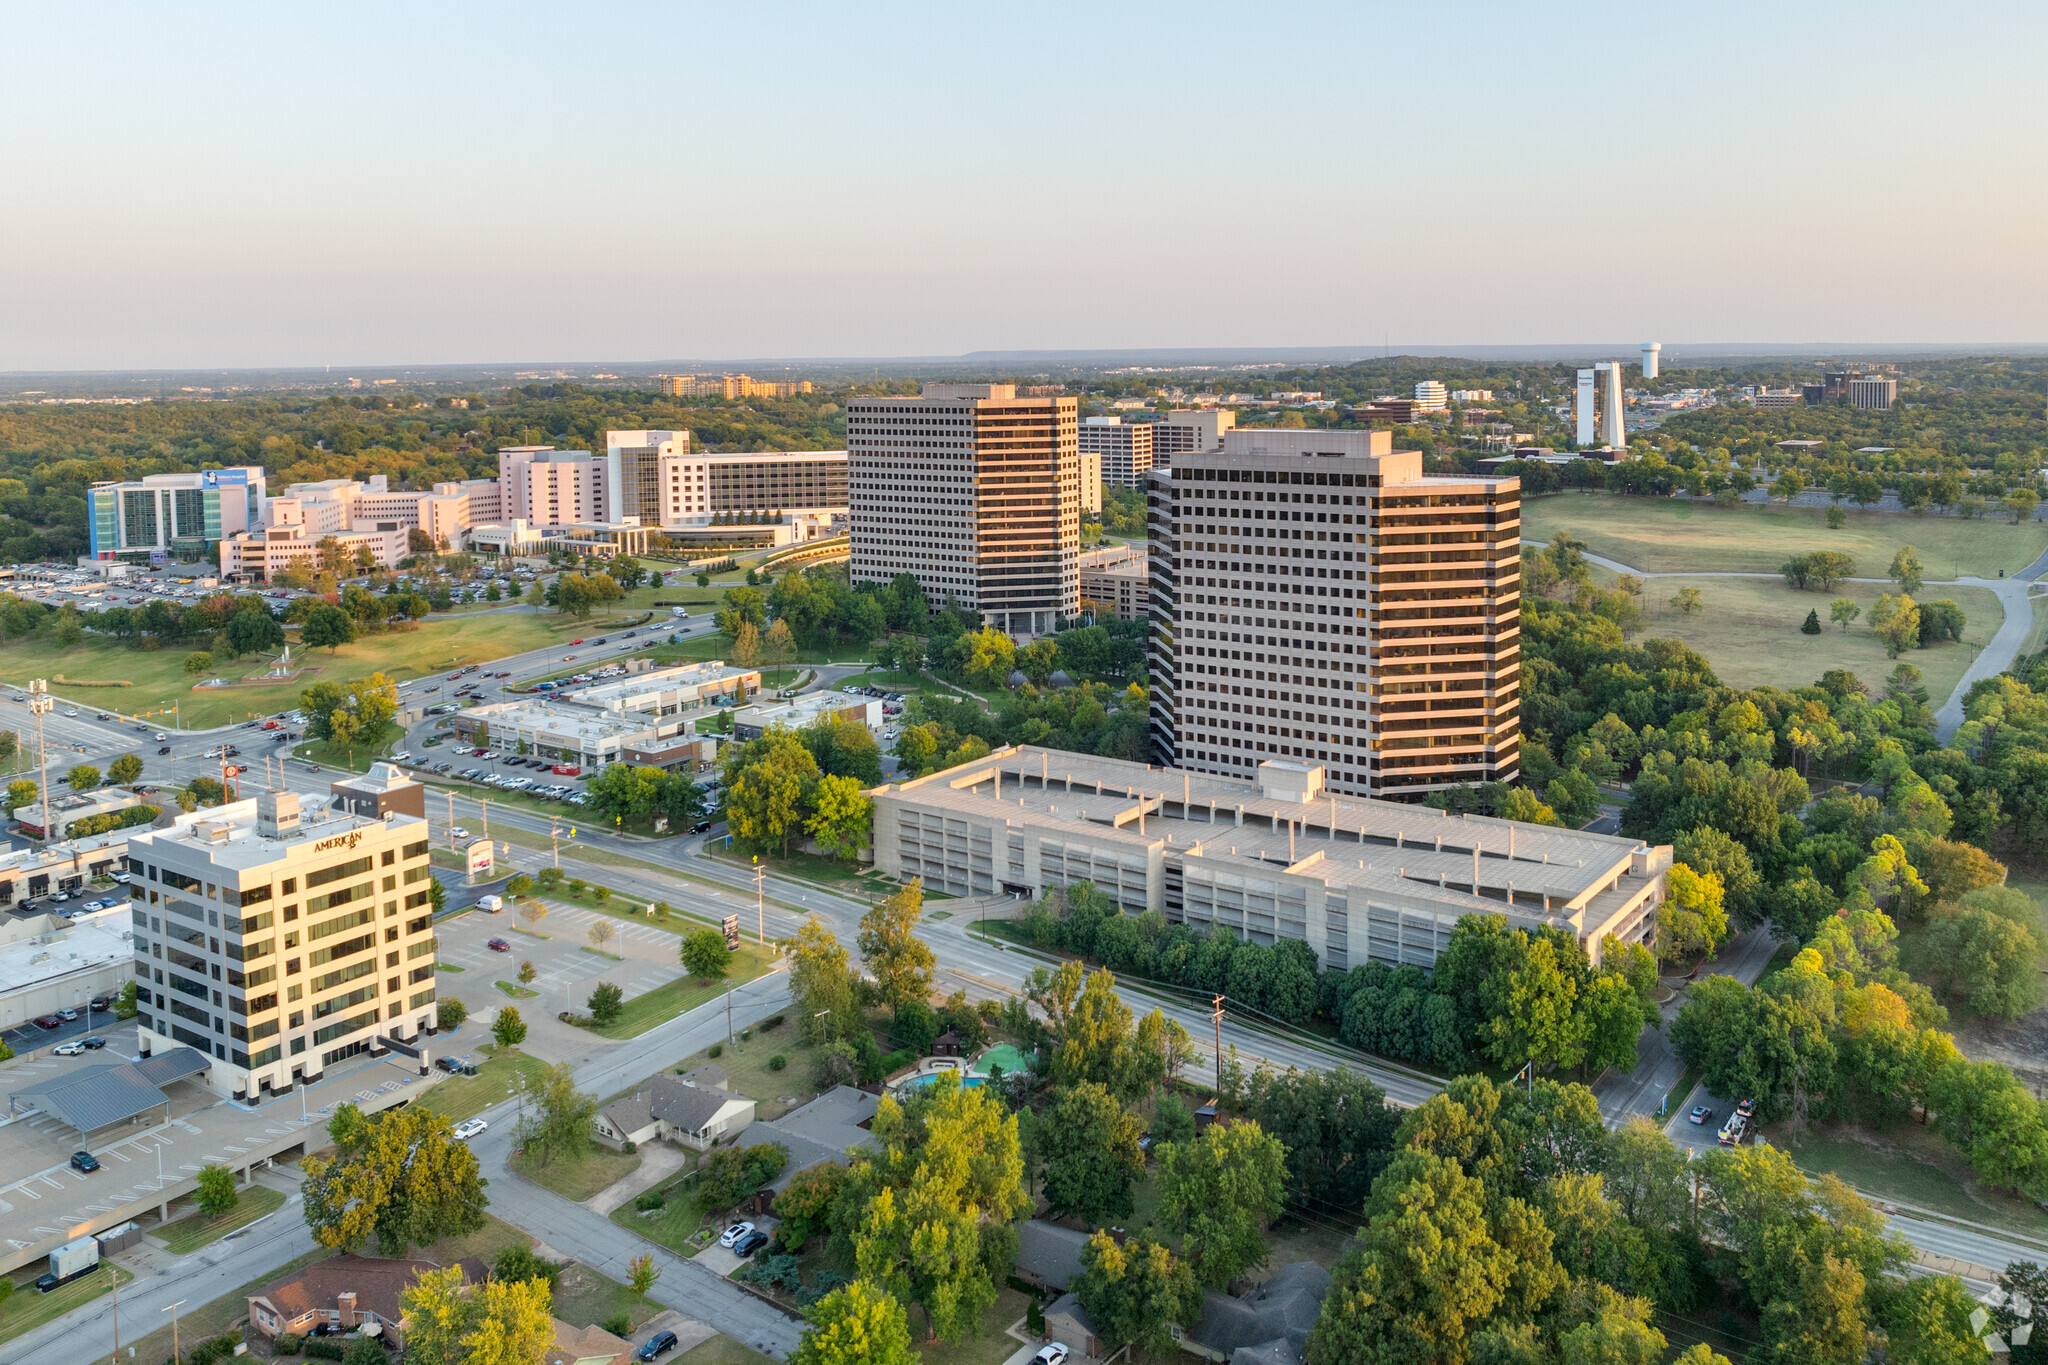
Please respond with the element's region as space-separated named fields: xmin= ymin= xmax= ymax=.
xmin=733 ymin=692 xmax=882 ymax=741
xmin=595 ymin=1067 xmax=756 ymax=1151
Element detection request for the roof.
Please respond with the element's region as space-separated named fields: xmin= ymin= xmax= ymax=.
xmin=682 ymin=1063 xmax=729 ymax=1090
xmin=132 ymin=1045 xmax=211 ymax=1087
xmin=602 ymin=1074 xmax=750 ymax=1137
xmin=250 ymin=1253 xmax=487 ymax=1327
xmin=0 ymin=913 xmax=135 ymax=998
xmin=738 ymin=1085 xmax=878 ymax=1191
xmin=546 ymin=1317 xmax=632 ymax=1365
xmin=1015 ymin=1220 xmax=1091 ymax=1291
xmin=8 ymin=1046 xmax=208 ymax=1135
xmin=1045 ymin=1292 xmax=1098 ymax=1335
xmin=1190 ymin=1262 xmax=1332 ymax=1361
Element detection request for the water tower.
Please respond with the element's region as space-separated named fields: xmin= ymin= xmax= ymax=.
xmin=1641 ymin=342 xmax=1661 ymax=380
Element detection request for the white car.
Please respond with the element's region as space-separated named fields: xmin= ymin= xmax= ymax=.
xmin=391 ymin=751 xmax=412 ymax=763
xmin=452 ymin=826 xmax=472 ymax=839
xmin=451 ymin=1118 xmax=489 ymax=1141
xmin=53 ymin=1040 xmax=86 ymax=1056
xmin=718 ymin=1221 xmax=755 ymax=1249
xmin=1033 ymin=1346 xmax=1069 ymax=1365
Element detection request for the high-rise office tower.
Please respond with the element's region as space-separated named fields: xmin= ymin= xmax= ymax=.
xmin=606 ymin=430 xmax=694 ymax=527
xmin=1640 ymin=342 xmax=1661 ymax=380
xmin=1574 ymin=363 xmax=1628 ymax=448
xmin=1149 ymin=429 xmax=1521 ymax=796
xmin=1140 ymin=409 xmax=1235 ymax=463
xmin=1079 ymin=417 xmax=1155 ymax=488
xmin=847 ymin=383 xmax=1078 ymax=638
xmin=1413 ymin=380 xmax=1449 ymax=412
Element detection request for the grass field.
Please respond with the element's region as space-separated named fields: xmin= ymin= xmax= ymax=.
xmin=670 ymin=1027 xmax=820 ymax=1121
xmin=156 ymin=1183 xmax=287 ymax=1255
xmin=1780 ymin=1124 xmax=2048 ymax=1239
xmin=588 ymin=940 xmax=781 ymax=1039
xmin=512 ymin=1144 xmax=643 ymax=1203
xmin=417 ymin=1048 xmax=553 ymax=1123
xmin=0 ymin=1263 xmax=134 ymax=1347
xmin=611 ymin=1181 xmax=712 ymax=1256
xmin=677 ymin=1335 xmax=781 ymax=1365
xmin=1621 ymin=573 xmax=2001 ymax=695
xmin=1521 ymin=492 xmax=2048 ymax=580
xmin=3 ymin=611 xmax=607 ymax=729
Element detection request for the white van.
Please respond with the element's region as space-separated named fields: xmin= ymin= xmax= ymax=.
xmin=477 ymin=894 xmax=504 ymax=913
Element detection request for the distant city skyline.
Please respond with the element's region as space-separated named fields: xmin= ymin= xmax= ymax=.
xmin=6 ymin=2 xmax=2044 ymax=371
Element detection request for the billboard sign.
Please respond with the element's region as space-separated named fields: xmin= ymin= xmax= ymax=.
xmin=466 ymin=838 xmax=494 ymax=877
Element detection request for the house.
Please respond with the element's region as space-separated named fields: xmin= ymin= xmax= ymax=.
xmin=1184 ymin=1262 xmax=1333 ymax=1365
xmin=246 ymin=1254 xmax=488 ymax=1348
xmin=1044 ymin=1292 xmax=1105 ymax=1361
xmin=734 ymin=1085 xmax=879 ymax=1214
xmin=546 ymin=1317 xmax=633 ymax=1365
xmin=595 ymin=1072 xmax=756 ymax=1152
xmin=1014 ymin=1220 xmax=1092 ymax=1294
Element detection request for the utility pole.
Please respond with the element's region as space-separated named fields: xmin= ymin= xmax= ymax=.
xmin=108 ymin=1263 xmax=120 ymax=1365
xmin=27 ymin=680 xmax=51 ymax=843
xmin=755 ymin=857 xmax=765 ymax=945
xmin=479 ymin=794 xmax=490 ymax=841
xmin=1211 ymin=994 xmax=1225 ymax=1095
xmin=551 ymin=815 xmax=560 ymax=868
xmin=163 ymin=1300 xmax=186 ymax=1365
xmin=446 ymin=790 xmax=456 ymax=849
xmin=726 ymin=982 xmax=734 ymax=1045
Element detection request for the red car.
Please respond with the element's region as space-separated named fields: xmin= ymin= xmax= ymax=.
xmin=568 ymin=639 xmax=584 ymax=646
xmin=551 ymin=764 xmax=581 ymax=776
xmin=32 ymin=1014 xmax=63 ymax=1029
xmin=487 ymin=937 xmax=511 ymax=952
xmin=261 ymin=721 xmax=280 ymax=730
xmin=447 ymin=672 xmax=463 ymax=680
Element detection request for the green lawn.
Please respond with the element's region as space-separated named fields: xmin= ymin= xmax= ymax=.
xmin=1780 ymin=1125 xmax=2048 ymax=1240
xmin=676 ymin=1335 xmax=782 ymax=1365
xmin=0 ymin=1264 xmax=134 ymax=1348
xmin=1615 ymin=572 xmax=2001 ymax=697
xmin=915 ymin=1287 xmax=1030 ymax=1365
xmin=3 ymin=611 xmax=607 ymax=729
xmin=552 ymin=1257 xmax=666 ymax=1333
xmin=586 ymin=941 xmax=782 ymax=1039
xmin=156 ymin=1183 xmax=287 ymax=1255
xmin=703 ymin=843 xmax=893 ymax=895
xmin=669 ymin=1027 xmax=819 ymax=1120
xmin=612 ymin=1184 xmax=713 ymax=1257
xmin=497 ymin=979 xmax=540 ymax=998
xmin=1520 ymin=492 xmax=2048 ymax=580
xmin=423 ymin=1210 xmax=534 ymax=1265
xmin=417 ymin=1049 xmax=553 ymax=1123
xmin=512 ymin=1144 xmax=643 ymax=1203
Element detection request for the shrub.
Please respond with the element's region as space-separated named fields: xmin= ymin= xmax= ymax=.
xmin=603 ymin=1312 xmax=632 ymax=1337
xmin=768 ymin=1054 xmax=787 ymax=1071
xmin=623 ymin=1139 xmax=638 ymax=1154
xmin=1027 ymin=1297 xmax=1046 ymax=1335
xmin=275 ymin=1334 xmax=305 ymax=1356
xmin=494 ymin=1245 xmax=562 ymax=1288
xmin=879 ymin=1049 xmax=912 ymax=1076
xmin=739 ymin=1028 xmax=752 ymax=1042
xmin=762 ymin=1013 xmax=786 ymax=1031
xmin=303 ymin=1341 xmax=345 ymax=1361
xmin=437 ymin=997 xmax=467 ymax=1030
xmin=636 ymin=1190 xmax=666 ymax=1212
xmin=708 ymin=1043 xmax=723 ymax=1058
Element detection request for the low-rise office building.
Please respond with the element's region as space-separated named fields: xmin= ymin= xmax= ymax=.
xmin=0 ymin=905 xmax=135 ymax=1032
xmin=18 ymin=788 xmax=150 ymax=842
xmin=1079 ymin=544 xmax=1145 ymax=619
xmin=567 ymin=661 xmax=761 ymax=718
xmin=870 ymin=747 xmax=1667 ymax=969
xmin=451 ymin=700 xmax=683 ymax=770
xmin=128 ymin=791 xmax=438 ymax=1100
xmin=0 ymin=830 xmax=134 ymax=909
xmin=733 ymin=692 xmax=882 ymax=741
xmin=330 ymin=763 xmax=428 ymax=821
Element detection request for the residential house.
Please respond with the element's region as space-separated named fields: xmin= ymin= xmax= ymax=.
xmin=546 ymin=1317 xmax=633 ymax=1365
xmin=1014 ymin=1220 xmax=1092 ymax=1295
xmin=246 ymin=1254 xmax=487 ymax=1348
xmin=1184 ymin=1262 xmax=1334 ymax=1365
xmin=1044 ymin=1293 xmax=1105 ymax=1361
xmin=735 ymin=1084 xmax=879 ymax=1214
xmin=595 ymin=1071 xmax=756 ymax=1152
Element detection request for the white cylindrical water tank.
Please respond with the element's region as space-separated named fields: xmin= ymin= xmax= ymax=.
xmin=1641 ymin=342 xmax=1661 ymax=380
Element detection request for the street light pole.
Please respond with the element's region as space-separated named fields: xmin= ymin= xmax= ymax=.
xmin=27 ymin=680 xmax=51 ymax=843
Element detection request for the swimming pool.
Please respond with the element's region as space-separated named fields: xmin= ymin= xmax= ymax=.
xmin=902 ymin=1073 xmax=986 ymax=1090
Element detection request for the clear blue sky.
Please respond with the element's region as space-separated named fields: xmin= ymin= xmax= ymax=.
xmin=6 ymin=1 xmax=2044 ymax=370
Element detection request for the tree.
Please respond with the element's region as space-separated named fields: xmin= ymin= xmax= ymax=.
xmin=67 ymin=763 xmax=101 ymax=791
xmin=1075 ymin=1231 xmax=1202 ymax=1356
xmin=774 ymin=1161 xmax=848 ymax=1251
xmin=1916 ymin=908 xmax=2045 ymax=1021
xmin=494 ymin=1005 xmax=528 ymax=1048
xmin=1830 ymin=597 xmax=1861 ymax=630
xmin=628 ymin=1252 xmax=660 ymax=1295
xmin=1041 ymin=1081 xmax=1147 ymax=1225
xmin=302 ymin=1103 xmax=488 ymax=1256
xmin=1827 ymin=504 xmax=1848 ymax=529
xmin=107 ymin=752 xmax=143 ymax=785
xmin=791 ymin=919 xmax=858 ymax=1044
xmin=792 ymin=1280 xmax=915 ymax=1365
xmin=195 ymin=1163 xmax=239 ymax=1218
xmin=588 ymin=982 xmax=624 ymax=1026
xmin=724 ymin=728 xmax=820 ymax=856
xmin=731 ymin=619 xmax=762 ymax=668
xmin=699 ymin=1141 xmax=791 ymax=1211
xmin=2008 ymin=488 xmax=2041 ymax=523
xmin=300 ymin=602 xmax=358 ymax=653
xmin=401 ymin=1264 xmax=554 ymax=1365
xmin=860 ymin=878 xmax=935 ymax=1011
xmin=588 ymin=763 xmax=664 ymax=822
xmin=763 ymin=618 xmax=799 ymax=677
xmin=958 ymin=626 xmax=1017 ymax=692
xmin=1885 ymin=1274 xmax=1982 ymax=1365
xmin=183 ymin=650 xmax=214 ymax=675
xmin=516 ymin=1059 xmax=598 ymax=1167
xmin=1802 ymin=608 xmax=1823 ymax=635
xmin=683 ymin=928 xmax=731 ymax=980
xmin=587 ymin=918 xmax=615 ymax=951
xmin=1919 ymin=597 xmax=1967 ymax=646
xmin=517 ymin=959 xmax=536 ymax=984
xmin=1484 ymin=932 xmax=1587 ymax=1073
xmin=1657 ymin=862 xmax=1729 ymax=965
xmin=1156 ymin=1118 xmax=1288 ymax=1287
xmin=437 ymin=998 xmax=467 ymax=1030
xmin=1871 ymin=593 xmax=1923 ymax=657
xmin=1670 ymin=586 xmax=1702 ymax=615
xmin=4 ymin=778 xmax=34 ymax=812
xmin=809 ymin=774 xmax=873 ymax=860
xmin=1890 ymin=546 xmax=1926 ymax=596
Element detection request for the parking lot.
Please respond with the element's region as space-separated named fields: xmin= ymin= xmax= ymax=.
xmin=434 ymin=900 xmax=695 ymax=1025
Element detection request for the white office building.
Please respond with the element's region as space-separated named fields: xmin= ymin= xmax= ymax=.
xmin=1413 ymin=381 xmax=1449 ymax=413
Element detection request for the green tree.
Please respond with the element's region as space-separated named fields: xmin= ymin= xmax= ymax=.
xmin=67 ymin=763 xmax=101 ymax=791
xmin=300 ymin=602 xmax=358 ymax=653
xmin=1484 ymin=932 xmax=1587 ymax=1074
xmin=958 ymin=626 xmax=1017 ymax=691
xmin=183 ymin=650 xmax=214 ymax=675
xmin=1916 ymin=907 xmax=2046 ymax=1021
xmin=401 ymin=1264 xmax=554 ymax=1365
xmin=1830 ymin=596 xmax=1861 ymax=630
xmin=437 ymin=998 xmax=467 ymax=1030
xmin=587 ymin=982 xmax=624 ymax=1026
xmin=195 ymin=1163 xmax=239 ymax=1218
xmin=302 ymin=1104 xmax=488 ymax=1256
xmin=1884 ymin=1274 xmax=1983 ymax=1365
xmin=724 ymin=727 xmax=820 ymax=856
xmin=790 ymin=919 xmax=858 ymax=1043
xmin=1890 ymin=545 xmax=1926 ymax=596
xmin=4 ymin=778 xmax=35 ymax=812
xmin=808 ymin=773 xmax=873 ymax=860
xmin=516 ymin=1059 xmax=597 ymax=1167
xmin=1657 ymin=862 xmax=1730 ymax=965
xmin=493 ymin=1005 xmax=528 ymax=1048
xmin=791 ymin=1280 xmax=915 ymax=1365
xmin=1041 ymin=1081 xmax=1147 ymax=1225
xmin=1074 ymin=1231 xmax=1202 ymax=1355
xmin=1669 ymin=586 xmax=1702 ymax=615
xmin=1157 ymin=1118 xmax=1288 ymax=1288
xmin=860 ymin=878 xmax=935 ymax=1011
xmin=1802 ymin=608 xmax=1823 ymax=635
xmin=628 ymin=1252 xmax=660 ymax=1295
xmin=1871 ymin=593 xmax=1923 ymax=657
xmin=107 ymin=752 xmax=143 ymax=785
xmin=682 ymin=928 xmax=731 ymax=980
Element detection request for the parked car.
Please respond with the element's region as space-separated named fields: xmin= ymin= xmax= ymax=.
xmin=692 ymin=821 xmax=714 ymax=834
xmin=32 ymin=1014 xmax=63 ymax=1029
xmin=731 ymin=1230 xmax=770 ymax=1257
xmin=56 ymin=1007 xmax=77 ymax=1020
xmin=1032 ymin=1345 xmax=1069 ymax=1365
xmin=487 ymin=937 xmax=511 ymax=952
xmin=451 ymin=1118 xmax=489 ymax=1141
xmin=637 ymin=1331 xmax=680 ymax=1361
xmin=719 ymin=1221 xmax=756 ymax=1248
xmin=1688 ymin=1105 xmax=1713 ymax=1125
xmin=89 ymin=994 xmax=113 ymax=1010
xmin=70 ymin=1150 xmax=100 ymax=1174
xmin=81 ymin=1036 xmax=107 ymax=1050
xmin=54 ymin=1041 xmax=85 ymax=1056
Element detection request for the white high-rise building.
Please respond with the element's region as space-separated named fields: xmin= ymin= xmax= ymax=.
xmin=1641 ymin=342 xmax=1661 ymax=380
xmin=607 ymin=430 xmax=697 ymax=528
xmin=1575 ymin=364 xmax=1628 ymax=449
xmin=1413 ymin=380 xmax=1449 ymax=412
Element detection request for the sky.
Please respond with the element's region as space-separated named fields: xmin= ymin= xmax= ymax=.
xmin=6 ymin=1 xmax=2046 ymax=371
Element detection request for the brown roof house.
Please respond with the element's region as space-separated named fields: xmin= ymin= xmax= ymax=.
xmin=247 ymin=1253 xmax=487 ymax=1349
xmin=595 ymin=1070 xmax=755 ymax=1152
xmin=546 ymin=1317 xmax=633 ymax=1365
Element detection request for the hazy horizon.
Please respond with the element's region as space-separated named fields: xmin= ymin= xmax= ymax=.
xmin=8 ymin=1 xmax=2045 ymax=371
